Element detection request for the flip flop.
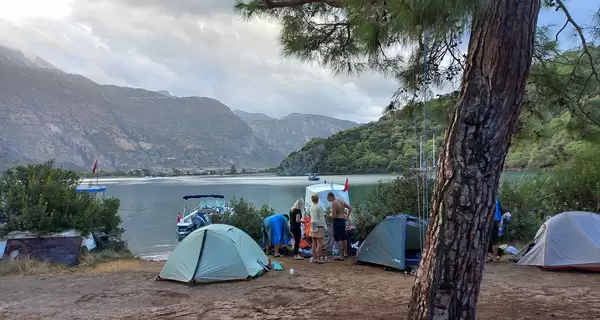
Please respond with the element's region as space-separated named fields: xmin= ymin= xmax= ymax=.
xmin=294 ymin=256 xmax=304 ymax=260
xmin=333 ymin=257 xmax=344 ymax=261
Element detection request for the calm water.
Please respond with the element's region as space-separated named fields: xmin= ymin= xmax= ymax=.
xmin=91 ymin=174 xmax=393 ymax=260
xmin=90 ymin=172 xmax=532 ymax=260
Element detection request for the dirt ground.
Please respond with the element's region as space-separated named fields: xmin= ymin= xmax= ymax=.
xmin=1 ymin=257 xmax=600 ymax=320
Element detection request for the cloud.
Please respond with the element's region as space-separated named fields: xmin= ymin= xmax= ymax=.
xmin=0 ymin=0 xmax=398 ymax=123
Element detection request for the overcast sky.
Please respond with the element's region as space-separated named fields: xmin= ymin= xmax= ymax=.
xmin=0 ymin=0 xmax=597 ymax=123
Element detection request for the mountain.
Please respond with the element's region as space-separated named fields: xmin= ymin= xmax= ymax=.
xmin=233 ymin=110 xmax=275 ymax=121
xmin=237 ymin=112 xmax=359 ymax=156
xmin=0 ymin=45 xmax=280 ymax=171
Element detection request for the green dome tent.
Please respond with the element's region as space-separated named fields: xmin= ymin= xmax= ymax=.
xmin=158 ymin=224 xmax=269 ymax=283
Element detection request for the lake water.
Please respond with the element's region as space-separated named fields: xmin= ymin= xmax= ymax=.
xmin=94 ymin=174 xmax=393 ymax=260
xmin=92 ymin=172 xmax=532 ymax=260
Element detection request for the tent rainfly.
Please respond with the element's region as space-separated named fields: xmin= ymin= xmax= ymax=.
xmin=515 ymin=211 xmax=600 ymax=271
xmin=356 ymin=215 xmax=427 ymax=270
xmin=158 ymin=224 xmax=269 ymax=283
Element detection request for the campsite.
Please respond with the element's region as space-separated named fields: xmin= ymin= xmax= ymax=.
xmin=1 ymin=256 xmax=600 ymax=319
xmin=2 ymin=211 xmax=600 ymax=319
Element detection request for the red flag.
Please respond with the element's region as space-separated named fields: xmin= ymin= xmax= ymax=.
xmin=343 ymin=177 xmax=349 ymax=192
xmin=91 ymin=160 xmax=98 ymax=175
xmin=177 ymin=212 xmax=181 ymax=223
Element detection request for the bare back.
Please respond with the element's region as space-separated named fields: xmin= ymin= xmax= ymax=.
xmin=330 ymin=199 xmax=347 ymax=219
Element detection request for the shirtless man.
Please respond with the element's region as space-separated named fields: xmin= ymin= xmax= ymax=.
xmin=327 ymin=192 xmax=352 ymax=260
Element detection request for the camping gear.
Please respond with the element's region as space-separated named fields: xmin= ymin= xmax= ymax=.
xmin=271 ymin=261 xmax=284 ymax=271
xmin=356 ymin=214 xmax=428 ymax=270
xmin=332 ymin=243 xmax=339 ymax=257
xmin=515 ymin=211 xmax=600 ymax=271
xmin=158 ymin=224 xmax=269 ymax=283
xmin=499 ymin=244 xmax=518 ymax=255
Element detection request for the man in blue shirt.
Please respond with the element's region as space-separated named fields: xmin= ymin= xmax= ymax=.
xmin=488 ymin=199 xmax=503 ymax=262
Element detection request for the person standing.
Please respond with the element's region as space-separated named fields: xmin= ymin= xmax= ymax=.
xmin=488 ymin=199 xmax=503 ymax=262
xmin=289 ymin=199 xmax=304 ymax=260
xmin=309 ymin=194 xmax=327 ymax=263
xmin=327 ymin=192 xmax=352 ymax=261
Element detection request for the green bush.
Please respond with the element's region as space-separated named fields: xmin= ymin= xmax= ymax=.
xmin=351 ymin=173 xmax=433 ymax=239
xmin=0 ymin=161 xmax=123 ymax=237
xmin=210 ymin=197 xmax=274 ymax=242
xmin=498 ymin=177 xmax=555 ymax=243
xmin=497 ymin=146 xmax=600 ymax=243
xmin=551 ymin=146 xmax=600 ymax=212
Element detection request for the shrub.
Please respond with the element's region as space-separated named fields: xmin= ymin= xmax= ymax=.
xmin=498 ymin=176 xmax=555 ymax=243
xmin=551 ymin=146 xmax=600 ymax=212
xmin=352 ymin=173 xmax=433 ymax=239
xmin=211 ymin=197 xmax=274 ymax=242
xmin=0 ymin=161 xmax=123 ymax=237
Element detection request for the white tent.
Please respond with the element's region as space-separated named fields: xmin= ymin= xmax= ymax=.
xmin=304 ymin=183 xmax=350 ymax=210
xmin=516 ymin=211 xmax=600 ymax=271
xmin=158 ymin=224 xmax=269 ymax=283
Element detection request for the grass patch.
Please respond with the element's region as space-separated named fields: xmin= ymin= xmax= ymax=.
xmin=0 ymin=257 xmax=66 ymax=276
xmin=79 ymin=249 xmax=134 ymax=267
xmin=0 ymin=249 xmax=135 ymax=277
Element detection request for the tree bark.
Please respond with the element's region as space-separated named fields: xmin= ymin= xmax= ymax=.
xmin=407 ymin=1 xmax=540 ymax=319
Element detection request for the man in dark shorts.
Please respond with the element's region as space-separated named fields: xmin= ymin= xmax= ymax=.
xmin=327 ymin=192 xmax=352 ymax=261
xmin=488 ymin=199 xmax=503 ymax=262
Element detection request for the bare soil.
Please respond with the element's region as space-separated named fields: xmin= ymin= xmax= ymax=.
xmin=1 ymin=257 xmax=599 ymax=320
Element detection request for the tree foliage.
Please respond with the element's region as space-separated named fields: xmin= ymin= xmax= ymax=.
xmin=0 ymin=161 xmax=123 ymax=237
xmin=279 ymin=76 xmax=594 ymax=174
xmin=352 ymin=173 xmax=433 ymax=239
xmin=210 ymin=197 xmax=275 ymax=242
xmin=235 ymin=0 xmax=473 ymax=97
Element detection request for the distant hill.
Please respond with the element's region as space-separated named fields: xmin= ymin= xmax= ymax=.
xmin=0 ymin=44 xmax=359 ymax=171
xmin=0 ymin=45 xmax=280 ymax=171
xmin=277 ymin=89 xmax=586 ymax=175
xmin=237 ymin=112 xmax=359 ymax=156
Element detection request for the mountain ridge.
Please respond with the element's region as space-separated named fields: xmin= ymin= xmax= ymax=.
xmin=0 ymin=44 xmax=358 ymax=171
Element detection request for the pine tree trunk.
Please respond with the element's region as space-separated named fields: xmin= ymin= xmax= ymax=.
xmin=406 ymin=1 xmax=540 ymax=319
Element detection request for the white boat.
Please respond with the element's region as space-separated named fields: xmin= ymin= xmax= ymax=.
xmin=176 ymin=194 xmax=230 ymax=242
xmin=304 ymin=183 xmax=350 ymax=210
xmin=304 ymin=183 xmax=351 ymax=250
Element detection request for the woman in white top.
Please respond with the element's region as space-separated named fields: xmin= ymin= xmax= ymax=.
xmin=308 ymin=194 xmax=327 ymax=263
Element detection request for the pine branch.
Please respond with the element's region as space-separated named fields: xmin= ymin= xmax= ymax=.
xmin=263 ymin=0 xmax=343 ymax=8
xmin=554 ymin=0 xmax=600 ymax=85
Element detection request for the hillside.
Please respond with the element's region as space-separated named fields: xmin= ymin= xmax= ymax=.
xmin=237 ymin=111 xmax=359 ymax=156
xmin=277 ymin=95 xmax=585 ymax=175
xmin=0 ymin=45 xmax=360 ymax=171
xmin=0 ymin=45 xmax=281 ymax=170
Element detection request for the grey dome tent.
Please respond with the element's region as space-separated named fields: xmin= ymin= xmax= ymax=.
xmin=515 ymin=211 xmax=600 ymax=271
xmin=356 ymin=215 xmax=427 ymax=270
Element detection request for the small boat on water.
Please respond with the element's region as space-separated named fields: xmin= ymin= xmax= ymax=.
xmin=308 ymin=174 xmax=320 ymax=181
xmin=176 ymin=194 xmax=229 ymax=242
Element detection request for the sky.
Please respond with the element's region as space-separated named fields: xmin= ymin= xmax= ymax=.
xmin=0 ymin=0 xmax=597 ymax=123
